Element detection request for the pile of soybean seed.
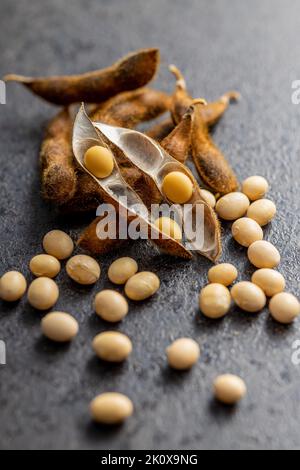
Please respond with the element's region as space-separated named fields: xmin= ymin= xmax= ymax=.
xmin=0 ymin=175 xmax=299 ymax=425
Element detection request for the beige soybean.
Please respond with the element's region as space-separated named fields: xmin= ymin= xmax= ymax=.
xmin=213 ymin=374 xmax=247 ymax=405
xmin=84 ymin=145 xmax=114 ymax=179
xmin=231 ymin=281 xmax=266 ymax=312
xmin=66 ymin=255 xmax=101 ymax=285
xmin=251 ymin=269 xmax=285 ymax=297
xmin=125 ymin=272 xmax=160 ymax=301
xmin=269 ymin=292 xmax=300 ymax=324
xmin=200 ymin=189 xmax=216 ymax=208
xmin=41 ymin=312 xmax=79 ymax=342
xmin=208 ymin=264 xmax=238 ymax=287
xmin=90 ymin=392 xmax=133 ymax=424
xmin=0 ymin=271 xmax=27 ymax=302
xmin=28 ymin=277 xmax=59 ymax=310
xmin=108 ymin=257 xmax=138 ymax=285
xmin=199 ymin=283 xmax=231 ymax=319
xmin=242 ymin=175 xmax=269 ymax=201
xmin=94 ymin=290 xmax=128 ymax=322
xmin=166 ymin=338 xmax=200 ymax=370
xmin=30 ymin=254 xmax=61 ymax=278
xmin=247 ymin=199 xmax=277 ymax=226
xmin=154 ymin=217 xmax=182 ymax=241
xmin=215 ymin=192 xmax=250 ymax=221
xmin=248 ymin=240 xmax=280 ymax=268
xmin=162 ymin=171 xmax=193 ymax=204
xmin=93 ymin=332 xmax=132 ymax=362
xmin=43 ymin=230 xmax=74 ymax=260
xmin=231 ymin=217 xmax=263 ymax=247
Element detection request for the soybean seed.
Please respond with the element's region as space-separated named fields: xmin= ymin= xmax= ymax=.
xmin=200 ymin=189 xmax=216 ymax=208
xmin=43 ymin=230 xmax=74 ymax=260
xmin=208 ymin=263 xmax=238 ymax=286
xmin=251 ymin=269 xmax=285 ymax=297
xmin=93 ymin=332 xmax=132 ymax=362
xmin=154 ymin=217 xmax=182 ymax=241
xmin=199 ymin=283 xmax=231 ymax=319
xmin=162 ymin=171 xmax=193 ymax=204
xmin=125 ymin=272 xmax=160 ymax=301
xmin=231 ymin=281 xmax=266 ymax=312
xmin=215 ymin=192 xmax=250 ymax=221
xmin=94 ymin=290 xmax=128 ymax=322
xmin=108 ymin=257 xmax=138 ymax=285
xmin=213 ymin=374 xmax=247 ymax=405
xmin=247 ymin=199 xmax=277 ymax=226
xmin=30 ymin=254 xmax=61 ymax=278
xmin=27 ymin=277 xmax=59 ymax=310
xmin=231 ymin=217 xmax=263 ymax=247
xmin=66 ymin=255 xmax=101 ymax=285
xmin=166 ymin=338 xmax=200 ymax=370
xmin=41 ymin=312 xmax=79 ymax=342
xmin=0 ymin=271 xmax=27 ymax=302
xmin=90 ymin=392 xmax=133 ymax=424
xmin=269 ymin=292 xmax=300 ymax=324
xmin=242 ymin=175 xmax=269 ymax=201
xmin=248 ymin=240 xmax=280 ymax=268
xmin=84 ymin=145 xmax=114 ymax=179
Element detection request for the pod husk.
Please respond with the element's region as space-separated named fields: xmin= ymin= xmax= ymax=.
xmin=160 ymin=110 xmax=192 ymax=164
xmin=4 ymin=48 xmax=160 ymax=105
xmin=73 ymin=105 xmax=192 ymax=259
xmin=146 ymin=118 xmax=175 ymax=142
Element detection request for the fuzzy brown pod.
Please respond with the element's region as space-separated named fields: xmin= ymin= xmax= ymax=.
xmin=191 ymin=102 xmax=239 ymax=194
xmin=146 ymin=118 xmax=175 ymax=142
xmin=160 ymin=109 xmax=193 ymax=164
xmin=73 ymin=105 xmax=192 ymax=259
xmin=94 ymin=117 xmax=222 ymax=261
xmin=4 ymin=48 xmax=160 ymax=105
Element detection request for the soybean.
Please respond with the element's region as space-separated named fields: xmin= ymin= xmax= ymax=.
xmin=200 ymin=189 xmax=216 ymax=208
xmin=247 ymin=199 xmax=276 ymax=226
xmin=125 ymin=272 xmax=160 ymax=301
xmin=213 ymin=374 xmax=247 ymax=405
xmin=108 ymin=257 xmax=138 ymax=285
xmin=43 ymin=230 xmax=74 ymax=260
xmin=215 ymin=192 xmax=250 ymax=221
xmin=251 ymin=269 xmax=285 ymax=297
xmin=90 ymin=392 xmax=134 ymax=424
xmin=231 ymin=217 xmax=263 ymax=247
xmin=154 ymin=217 xmax=182 ymax=241
xmin=28 ymin=277 xmax=59 ymax=310
xmin=208 ymin=263 xmax=238 ymax=286
xmin=93 ymin=332 xmax=132 ymax=362
xmin=84 ymin=145 xmax=114 ymax=179
xmin=30 ymin=254 xmax=61 ymax=278
xmin=199 ymin=283 xmax=231 ymax=319
xmin=66 ymin=255 xmax=101 ymax=285
xmin=162 ymin=171 xmax=193 ymax=204
xmin=242 ymin=175 xmax=269 ymax=201
xmin=41 ymin=312 xmax=79 ymax=342
xmin=269 ymin=292 xmax=300 ymax=324
xmin=0 ymin=271 xmax=27 ymax=302
xmin=248 ymin=240 xmax=280 ymax=268
xmin=231 ymin=281 xmax=266 ymax=312
xmin=166 ymin=338 xmax=200 ymax=370
xmin=94 ymin=290 xmax=128 ymax=322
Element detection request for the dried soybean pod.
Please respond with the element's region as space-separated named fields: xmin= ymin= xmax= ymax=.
xmin=146 ymin=118 xmax=175 ymax=142
xmin=40 ymin=108 xmax=77 ymax=204
xmin=160 ymin=108 xmax=193 ymax=164
xmin=60 ymin=170 xmax=103 ymax=213
xmin=198 ymin=91 xmax=240 ymax=128
xmin=191 ymin=102 xmax=239 ymax=194
xmin=4 ymin=48 xmax=160 ymax=105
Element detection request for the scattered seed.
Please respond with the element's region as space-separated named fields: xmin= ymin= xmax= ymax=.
xmin=247 ymin=199 xmax=277 ymax=226
xmin=27 ymin=277 xmax=59 ymax=310
xmin=199 ymin=283 xmax=231 ymax=319
xmin=162 ymin=171 xmax=193 ymax=204
xmin=231 ymin=281 xmax=266 ymax=312
xmin=125 ymin=272 xmax=160 ymax=301
xmin=43 ymin=230 xmax=74 ymax=260
xmin=231 ymin=217 xmax=263 ymax=247
xmin=166 ymin=338 xmax=200 ymax=370
xmin=0 ymin=271 xmax=27 ymax=302
xmin=90 ymin=392 xmax=133 ymax=424
xmin=66 ymin=255 xmax=101 ymax=285
xmin=208 ymin=263 xmax=238 ymax=286
xmin=215 ymin=192 xmax=250 ymax=221
xmin=213 ymin=374 xmax=247 ymax=405
xmin=248 ymin=240 xmax=280 ymax=268
xmin=242 ymin=175 xmax=269 ymax=201
xmin=108 ymin=257 xmax=138 ymax=285
xmin=84 ymin=145 xmax=114 ymax=179
xmin=30 ymin=254 xmax=61 ymax=278
xmin=94 ymin=290 xmax=129 ymax=322
xmin=200 ymin=189 xmax=216 ymax=208
xmin=269 ymin=292 xmax=300 ymax=324
xmin=41 ymin=312 xmax=79 ymax=342
xmin=251 ymin=269 xmax=285 ymax=297
xmin=93 ymin=331 xmax=132 ymax=362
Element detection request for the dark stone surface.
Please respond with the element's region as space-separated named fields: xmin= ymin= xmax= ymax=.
xmin=0 ymin=0 xmax=300 ymax=450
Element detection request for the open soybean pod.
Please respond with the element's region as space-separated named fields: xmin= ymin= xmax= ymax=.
xmin=73 ymin=105 xmax=192 ymax=260
xmin=93 ymin=116 xmax=222 ymax=262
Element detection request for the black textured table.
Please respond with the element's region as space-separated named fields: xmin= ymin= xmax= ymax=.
xmin=1 ymin=0 xmax=300 ymax=450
